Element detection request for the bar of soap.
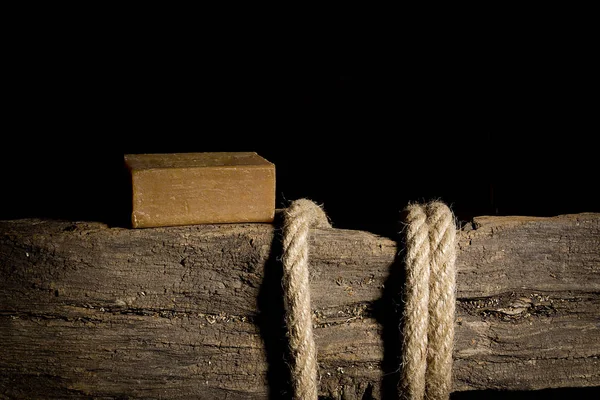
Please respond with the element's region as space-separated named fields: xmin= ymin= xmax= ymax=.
xmin=124 ymin=152 xmax=275 ymax=228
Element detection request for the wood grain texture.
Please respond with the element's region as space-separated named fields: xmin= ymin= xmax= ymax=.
xmin=0 ymin=214 xmax=599 ymax=399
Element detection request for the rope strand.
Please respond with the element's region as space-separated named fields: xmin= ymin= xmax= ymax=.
xmin=282 ymin=199 xmax=331 ymax=400
xmin=400 ymin=204 xmax=431 ymax=400
xmin=426 ymin=202 xmax=457 ymax=400
xmin=400 ymin=201 xmax=457 ymax=400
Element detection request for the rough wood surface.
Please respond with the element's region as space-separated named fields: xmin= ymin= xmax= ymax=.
xmin=1 ymin=214 xmax=599 ymax=399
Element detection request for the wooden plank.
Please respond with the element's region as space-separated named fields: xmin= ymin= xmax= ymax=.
xmin=124 ymin=152 xmax=275 ymax=228
xmin=0 ymin=213 xmax=598 ymax=399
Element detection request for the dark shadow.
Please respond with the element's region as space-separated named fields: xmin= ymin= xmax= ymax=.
xmin=110 ymin=159 xmax=133 ymax=229
xmin=256 ymin=212 xmax=293 ymax=400
xmin=372 ymin=211 xmax=408 ymax=399
xmin=0 ymin=150 xmax=133 ymax=228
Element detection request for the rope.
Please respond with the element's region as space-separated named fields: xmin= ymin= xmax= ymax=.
xmin=400 ymin=201 xmax=457 ymax=400
xmin=281 ymin=199 xmax=456 ymax=400
xmin=282 ymin=199 xmax=331 ymax=400
xmin=399 ymin=204 xmax=431 ymax=399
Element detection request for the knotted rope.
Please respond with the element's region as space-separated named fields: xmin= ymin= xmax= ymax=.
xmin=282 ymin=199 xmax=331 ymax=400
xmin=400 ymin=202 xmax=457 ymax=400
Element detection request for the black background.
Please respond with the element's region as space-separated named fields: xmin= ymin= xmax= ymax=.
xmin=1 ymin=8 xmax=598 ymax=398
xmin=3 ymin=18 xmax=598 ymax=236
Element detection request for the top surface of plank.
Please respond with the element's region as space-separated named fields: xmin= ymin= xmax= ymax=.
xmin=124 ymin=152 xmax=273 ymax=170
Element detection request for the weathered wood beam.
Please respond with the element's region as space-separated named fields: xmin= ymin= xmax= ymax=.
xmin=1 ymin=214 xmax=599 ymax=399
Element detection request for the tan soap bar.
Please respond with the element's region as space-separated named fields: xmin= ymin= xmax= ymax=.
xmin=124 ymin=152 xmax=275 ymax=228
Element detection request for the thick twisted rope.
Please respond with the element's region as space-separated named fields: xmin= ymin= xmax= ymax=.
xmin=282 ymin=199 xmax=331 ymax=400
xmin=400 ymin=201 xmax=457 ymax=400
xmin=399 ymin=204 xmax=431 ymax=399
xmin=281 ymin=199 xmax=455 ymax=399
xmin=426 ymin=202 xmax=457 ymax=399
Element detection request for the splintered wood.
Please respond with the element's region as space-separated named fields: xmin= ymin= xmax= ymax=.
xmin=124 ymin=152 xmax=275 ymax=228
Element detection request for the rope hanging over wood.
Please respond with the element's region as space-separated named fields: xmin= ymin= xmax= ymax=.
xmin=400 ymin=202 xmax=457 ymax=400
xmin=281 ymin=199 xmax=456 ymax=400
xmin=282 ymin=199 xmax=331 ymax=400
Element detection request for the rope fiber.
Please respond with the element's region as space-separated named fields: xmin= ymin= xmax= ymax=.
xmin=400 ymin=202 xmax=457 ymax=400
xmin=282 ymin=199 xmax=331 ymax=400
xmin=281 ymin=199 xmax=456 ymax=400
